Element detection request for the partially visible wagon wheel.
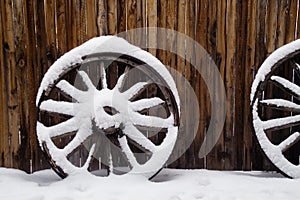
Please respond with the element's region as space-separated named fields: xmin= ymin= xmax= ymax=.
xmin=36 ymin=36 xmax=180 ymax=179
xmin=251 ymin=39 xmax=300 ymax=178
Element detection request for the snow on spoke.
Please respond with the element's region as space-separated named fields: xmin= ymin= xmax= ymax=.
xmin=271 ymin=76 xmax=300 ymax=98
xmin=46 ymin=117 xmax=79 ymax=138
xmin=123 ymin=124 xmax=157 ymax=153
xmin=118 ymin=136 xmax=139 ymax=168
xmin=260 ymin=99 xmax=300 ymax=111
xmin=262 ymin=115 xmax=300 ymax=131
xmin=82 ymin=144 xmax=96 ymax=170
xmin=278 ymin=132 xmax=300 ymax=152
xmin=124 ymin=82 xmax=148 ymax=99
xmin=56 ymin=80 xmax=85 ymax=101
xmin=63 ymin=121 xmax=92 ymax=156
xmin=77 ymin=71 xmax=96 ymax=90
xmin=100 ymin=62 xmax=107 ymax=89
xmin=130 ymin=112 xmax=173 ymax=128
xmin=115 ymin=74 xmax=126 ymax=90
xmin=130 ymin=97 xmax=164 ymax=111
xmin=292 ymin=63 xmax=300 ymax=79
xmin=40 ymin=100 xmax=76 ymax=116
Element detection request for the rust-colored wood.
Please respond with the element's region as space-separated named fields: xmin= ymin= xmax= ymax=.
xmin=44 ymin=0 xmax=57 ymax=65
xmin=147 ymin=0 xmax=157 ymax=56
xmin=0 ymin=1 xmax=9 ymax=168
xmin=243 ymin=0 xmax=257 ymax=170
xmin=86 ymin=0 xmax=97 ymax=39
xmin=97 ymin=0 xmax=108 ymax=36
xmin=1 ymin=0 xmax=300 ymax=173
xmin=126 ymin=0 xmax=137 ymax=44
xmin=56 ymin=0 xmax=67 ymax=57
xmin=117 ymin=0 xmax=126 ymax=34
xmin=107 ymin=0 xmax=117 ymax=35
xmin=234 ymin=0 xmax=248 ymax=170
xmin=253 ymin=0 xmax=270 ymax=171
xmin=66 ymin=0 xmax=78 ymax=49
xmin=286 ymin=0 xmax=298 ymax=42
xmin=1 ymin=0 xmax=20 ymax=169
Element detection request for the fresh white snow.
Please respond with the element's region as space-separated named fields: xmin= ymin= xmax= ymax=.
xmin=1 ymin=168 xmax=300 ymax=200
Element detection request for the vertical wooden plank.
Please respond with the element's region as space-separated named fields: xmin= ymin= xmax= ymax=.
xmin=86 ymin=0 xmax=97 ymax=39
xmin=66 ymin=0 xmax=78 ymax=49
xmin=286 ymin=0 xmax=298 ymax=42
xmin=1 ymin=0 xmax=20 ymax=169
xmin=0 ymin=1 xmax=9 ymax=168
xmin=33 ymin=0 xmax=50 ymax=170
xmin=23 ymin=0 xmax=44 ymax=172
xmin=206 ymin=0 xmax=226 ymax=170
xmin=107 ymin=0 xmax=117 ymax=35
xmin=243 ymin=0 xmax=257 ymax=170
xmin=184 ymin=0 xmax=198 ymax=169
xmin=215 ymin=0 xmax=227 ymax=169
xmin=147 ymin=0 xmax=157 ymax=56
xmin=252 ymin=0 xmax=268 ymax=170
xmin=13 ymin=0 xmax=29 ymax=172
xmin=297 ymin=0 xmax=300 ymax=38
xmin=195 ymin=0 xmax=208 ymax=169
xmin=136 ymin=0 xmax=146 ymax=47
xmin=234 ymin=0 xmax=248 ymax=170
xmin=221 ymin=0 xmax=237 ymax=170
xmin=265 ymin=0 xmax=278 ymax=55
xmin=77 ymin=0 xmax=87 ymax=43
xmin=126 ymin=0 xmax=137 ymax=43
xmin=276 ymin=0 xmax=289 ymax=47
xmin=44 ymin=0 xmax=57 ymax=65
xmin=157 ymin=0 xmax=167 ymax=62
xmin=96 ymin=0 xmax=108 ymax=36
xmin=56 ymin=0 xmax=67 ymax=57
xmin=163 ymin=0 xmax=178 ymax=168
xmin=174 ymin=0 xmax=187 ymax=168
xmin=117 ymin=0 xmax=126 ymax=34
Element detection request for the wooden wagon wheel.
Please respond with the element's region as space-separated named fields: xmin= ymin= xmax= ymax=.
xmin=251 ymin=39 xmax=300 ymax=178
xmin=36 ymin=36 xmax=180 ymax=179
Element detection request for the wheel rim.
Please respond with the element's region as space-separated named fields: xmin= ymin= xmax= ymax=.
xmin=251 ymin=39 xmax=300 ymax=178
xmin=36 ymin=37 xmax=180 ymax=178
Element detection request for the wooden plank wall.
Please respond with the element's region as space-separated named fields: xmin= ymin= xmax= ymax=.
xmin=0 ymin=0 xmax=300 ymax=173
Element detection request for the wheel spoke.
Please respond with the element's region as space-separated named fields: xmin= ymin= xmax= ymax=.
xmin=82 ymin=144 xmax=96 ymax=170
xmin=118 ymin=136 xmax=139 ymax=168
xmin=130 ymin=112 xmax=174 ymax=128
xmin=100 ymin=62 xmax=108 ymax=89
xmin=271 ymin=76 xmax=300 ymax=100
xmin=63 ymin=121 xmax=92 ymax=156
xmin=260 ymin=99 xmax=300 ymax=113
xmin=77 ymin=71 xmax=96 ymax=90
xmin=124 ymin=82 xmax=149 ymax=100
xmin=56 ymin=80 xmax=85 ymax=101
xmin=262 ymin=114 xmax=300 ymax=131
xmin=278 ymin=132 xmax=300 ymax=152
xmin=122 ymin=124 xmax=157 ymax=153
xmin=40 ymin=117 xmax=79 ymax=138
xmin=130 ymin=97 xmax=164 ymax=111
xmin=40 ymin=100 xmax=76 ymax=116
xmin=292 ymin=62 xmax=300 ymax=80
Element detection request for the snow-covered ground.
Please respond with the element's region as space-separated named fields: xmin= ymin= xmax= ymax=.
xmin=0 ymin=168 xmax=299 ymax=200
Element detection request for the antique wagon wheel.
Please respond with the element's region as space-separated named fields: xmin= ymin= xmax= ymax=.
xmin=251 ymin=39 xmax=300 ymax=178
xmin=36 ymin=36 xmax=180 ymax=179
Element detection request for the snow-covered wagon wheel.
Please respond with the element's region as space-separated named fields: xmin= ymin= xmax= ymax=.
xmin=36 ymin=36 xmax=180 ymax=179
xmin=251 ymin=39 xmax=300 ymax=178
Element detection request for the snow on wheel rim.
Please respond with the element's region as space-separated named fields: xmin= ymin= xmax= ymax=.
xmin=251 ymin=39 xmax=300 ymax=178
xmin=36 ymin=36 xmax=180 ymax=179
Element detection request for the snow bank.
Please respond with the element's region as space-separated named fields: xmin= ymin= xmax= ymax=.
xmin=1 ymin=168 xmax=300 ymax=200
